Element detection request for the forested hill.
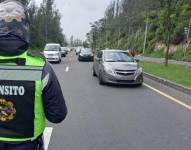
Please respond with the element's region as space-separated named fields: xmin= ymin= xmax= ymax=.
xmin=87 ymin=0 xmax=191 ymax=61
xmin=0 ymin=0 xmax=67 ymax=49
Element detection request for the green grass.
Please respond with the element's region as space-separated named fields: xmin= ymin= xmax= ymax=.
xmin=140 ymin=61 xmax=191 ymax=88
xmin=144 ymin=49 xmax=164 ymax=58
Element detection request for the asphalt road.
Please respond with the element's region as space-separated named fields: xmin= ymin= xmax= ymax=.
xmin=46 ymin=52 xmax=191 ymax=150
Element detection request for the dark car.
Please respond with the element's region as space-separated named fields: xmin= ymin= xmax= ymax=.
xmin=61 ymin=47 xmax=68 ymax=57
xmin=78 ymin=48 xmax=94 ymax=61
xmin=93 ymin=49 xmax=143 ymax=85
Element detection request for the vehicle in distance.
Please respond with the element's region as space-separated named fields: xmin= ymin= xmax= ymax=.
xmin=75 ymin=47 xmax=82 ymax=55
xmin=93 ymin=49 xmax=143 ymax=85
xmin=78 ymin=48 xmax=94 ymax=61
xmin=61 ymin=47 xmax=68 ymax=57
xmin=43 ymin=43 xmax=62 ymax=63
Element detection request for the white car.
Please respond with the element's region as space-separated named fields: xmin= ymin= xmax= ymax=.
xmin=43 ymin=43 xmax=62 ymax=63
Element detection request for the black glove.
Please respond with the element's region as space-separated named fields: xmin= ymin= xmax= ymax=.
xmin=37 ymin=137 xmax=44 ymax=150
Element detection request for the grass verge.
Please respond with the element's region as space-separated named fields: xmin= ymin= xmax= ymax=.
xmin=140 ymin=61 xmax=191 ymax=88
xmin=143 ymin=46 xmax=191 ymax=62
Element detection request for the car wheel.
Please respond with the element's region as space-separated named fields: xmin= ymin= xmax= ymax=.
xmin=99 ymin=72 xmax=105 ymax=85
xmin=137 ymin=83 xmax=143 ymax=87
xmin=93 ymin=68 xmax=96 ymax=77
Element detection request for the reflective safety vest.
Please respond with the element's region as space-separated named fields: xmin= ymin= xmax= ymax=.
xmin=0 ymin=51 xmax=46 ymax=142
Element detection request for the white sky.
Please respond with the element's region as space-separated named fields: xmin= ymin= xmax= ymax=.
xmin=35 ymin=0 xmax=112 ymax=41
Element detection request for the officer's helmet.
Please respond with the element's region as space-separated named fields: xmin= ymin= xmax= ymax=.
xmin=0 ymin=0 xmax=29 ymax=56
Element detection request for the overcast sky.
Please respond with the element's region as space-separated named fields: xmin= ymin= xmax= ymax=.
xmin=35 ymin=0 xmax=112 ymax=41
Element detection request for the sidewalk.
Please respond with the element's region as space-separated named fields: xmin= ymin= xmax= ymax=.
xmin=137 ymin=55 xmax=191 ymax=68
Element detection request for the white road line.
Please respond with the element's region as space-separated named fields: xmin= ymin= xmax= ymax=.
xmin=44 ymin=127 xmax=53 ymax=150
xmin=65 ymin=66 xmax=69 ymax=72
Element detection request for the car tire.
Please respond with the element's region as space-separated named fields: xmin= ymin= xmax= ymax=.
xmin=99 ymin=72 xmax=105 ymax=85
xmin=93 ymin=68 xmax=96 ymax=77
xmin=137 ymin=83 xmax=143 ymax=87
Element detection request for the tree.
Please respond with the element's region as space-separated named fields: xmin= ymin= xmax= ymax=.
xmin=158 ymin=0 xmax=184 ymax=66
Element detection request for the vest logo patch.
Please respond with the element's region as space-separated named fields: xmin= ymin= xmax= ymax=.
xmin=0 ymin=99 xmax=16 ymax=122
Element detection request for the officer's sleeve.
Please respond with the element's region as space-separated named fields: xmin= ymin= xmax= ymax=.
xmin=41 ymin=61 xmax=67 ymax=123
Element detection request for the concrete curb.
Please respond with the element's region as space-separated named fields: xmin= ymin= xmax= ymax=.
xmin=143 ymin=72 xmax=191 ymax=95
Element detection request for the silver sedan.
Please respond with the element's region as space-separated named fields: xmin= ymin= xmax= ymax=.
xmin=93 ymin=50 xmax=143 ymax=85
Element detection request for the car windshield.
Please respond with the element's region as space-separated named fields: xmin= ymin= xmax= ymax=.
xmin=61 ymin=47 xmax=66 ymax=51
xmin=104 ymin=51 xmax=134 ymax=62
xmin=81 ymin=49 xmax=92 ymax=54
xmin=44 ymin=45 xmax=59 ymax=51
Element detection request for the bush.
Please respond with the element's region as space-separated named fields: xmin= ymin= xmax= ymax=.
xmin=144 ymin=49 xmax=164 ymax=58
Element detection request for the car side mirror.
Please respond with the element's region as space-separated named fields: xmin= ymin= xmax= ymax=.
xmin=135 ymin=59 xmax=139 ymax=63
xmin=96 ymin=57 xmax=101 ymax=62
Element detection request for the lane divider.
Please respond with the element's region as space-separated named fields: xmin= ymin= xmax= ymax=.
xmin=65 ymin=66 xmax=69 ymax=72
xmin=144 ymin=83 xmax=191 ymax=111
xmin=44 ymin=127 xmax=53 ymax=150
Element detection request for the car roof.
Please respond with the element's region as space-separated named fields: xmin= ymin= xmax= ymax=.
xmin=101 ymin=49 xmax=127 ymax=53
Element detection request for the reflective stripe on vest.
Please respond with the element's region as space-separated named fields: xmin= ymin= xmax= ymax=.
xmin=0 ymin=66 xmax=43 ymax=81
xmin=0 ymin=51 xmax=45 ymax=142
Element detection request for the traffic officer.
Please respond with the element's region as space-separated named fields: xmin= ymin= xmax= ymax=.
xmin=0 ymin=0 xmax=67 ymax=149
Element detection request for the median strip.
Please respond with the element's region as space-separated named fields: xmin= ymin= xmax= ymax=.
xmin=140 ymin=61 xmax=191 ymax=88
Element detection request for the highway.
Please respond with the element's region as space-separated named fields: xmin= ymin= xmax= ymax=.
xmin=46 ymin=51 xmax=191 ymax=150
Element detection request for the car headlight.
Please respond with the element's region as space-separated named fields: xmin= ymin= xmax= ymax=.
xmin=104 ymin=65 xmax=115 ymax=75
xmin=137 ymin=67 xmax=143 ymax=74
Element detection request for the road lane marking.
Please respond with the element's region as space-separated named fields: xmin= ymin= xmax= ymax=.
xmin=44 ymin=127 xmax=53 ymax=150
xmin=144 ymin=83 xmax=191 ymax=111
xmin=65 ymin=66 xmax=69 ymax=72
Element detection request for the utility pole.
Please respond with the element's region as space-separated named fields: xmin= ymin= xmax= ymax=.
xmin=143 ymin=17 xmax=148 ymax=54
xmin=184 ymin=17 xmax=191 ymax=58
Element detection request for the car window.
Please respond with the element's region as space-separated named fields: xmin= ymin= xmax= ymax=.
xmin=44 ymin=45 xmax=60 ymax=51
xmin=81 ymin=48 xmax=92 ymax=54
xmin=97 ymin=51 xmax=102 ymax=59
xmin=104 ymin=52 xmax=134 ymax=62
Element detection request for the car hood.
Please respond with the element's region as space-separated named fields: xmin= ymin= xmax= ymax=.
xmin=104 ymin=62 xmax=138 ymax=70
xmin=81 ymin=53 xmax=92 ymax=55
xmin=44 ymin=51 xmax=59 ymax=54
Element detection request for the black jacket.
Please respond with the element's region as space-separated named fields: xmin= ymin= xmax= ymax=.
xmin=42 ymin=61 xmax=67 ymax=123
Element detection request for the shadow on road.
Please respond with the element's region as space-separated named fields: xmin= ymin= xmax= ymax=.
xmin=103 ymin=83 xmax=143 ymax=89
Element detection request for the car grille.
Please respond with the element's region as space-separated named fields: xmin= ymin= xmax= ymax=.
xmin=115 ymin=69 xmax=136 ymax=76
xmin=82 ymin=54 xmax=91 ymax=57
xmin=116 ymin=80 xmax=135 ymax=83
xmin=48 ymin=54 xmax=54 ymax=56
